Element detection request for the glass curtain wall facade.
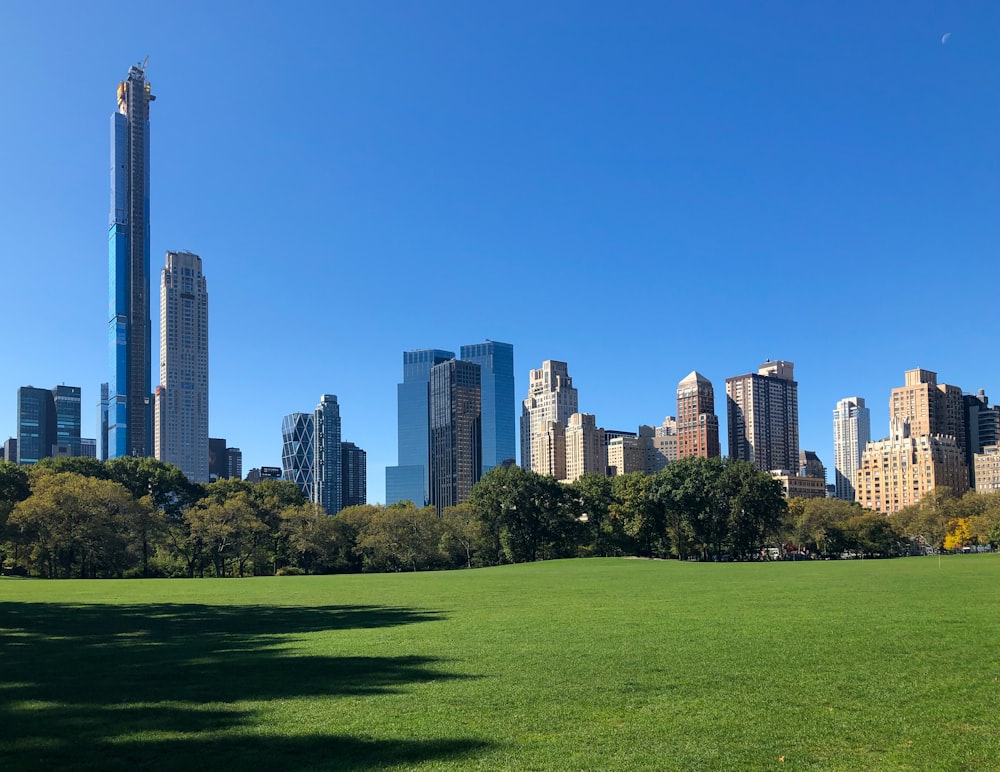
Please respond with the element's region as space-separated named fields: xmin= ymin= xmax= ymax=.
xmin=53 ymin=385 xmax=82 ymax=457
xmin=16 ymin=387 xmax=55 ymax=465
xmin=460 ymin=340 xmax=515 ymax=472
xmin=385 ymin=348 xmax=454 ymax=505
xmin=108 ymin=61 xmax=154 ymax=459
xmin=429 ymin=359 xmax=482 ymax=512
xmin=281 ymin=412 xmax=315 ymax=500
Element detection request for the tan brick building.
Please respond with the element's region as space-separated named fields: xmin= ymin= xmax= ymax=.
xmin=564 ymin=413 xmax=605 ymax=482
xmin=855 ymin=419 xmax=969 ymax=513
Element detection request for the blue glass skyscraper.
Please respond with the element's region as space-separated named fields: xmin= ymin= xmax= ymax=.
xmin=385 ymin=348 xmax=454 ymax=505
xmin=108 ymin=61 xmax=154 ymax=458
xmin=460 ymin=340 xmax=515 ymax=472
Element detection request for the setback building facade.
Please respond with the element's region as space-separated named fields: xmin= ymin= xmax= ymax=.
xmin=154 ymin=250 xmax=208 ymax=482
xmin=521 ymin=360 xmax=578 ymax=475
xmin=676 ymin=371 xmax=720 ymax=459
xmin=832 ymin=396 xmax=871 ymax=501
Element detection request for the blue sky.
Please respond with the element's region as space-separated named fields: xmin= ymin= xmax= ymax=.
xmin=2 ymin=2 xmax=999 ymax=503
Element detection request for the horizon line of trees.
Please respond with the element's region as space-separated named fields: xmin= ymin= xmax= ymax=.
xmin=2 ymin=455 xmax=998 ymax=579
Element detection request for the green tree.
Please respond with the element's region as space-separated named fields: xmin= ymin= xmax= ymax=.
xmin=33 ymin=456 xmax=109 ymax=479
xmin=469 ymin=466 xmax=579 ymax=563
xmin=792 ymin=497 xmax=862 ymax=554
xmin=611 ymin=472 xmax=663 ymax=557
xmin=354 ymin=502 xmax=444 ymax=572
xmin=569 ymin=473 xmax=625 ymax=556
xmin=8 ymin=472 xmax=150 ymax=578
xmin=719 ymin=459 xmax=787 ymax=559
xmin=652 ymin=457 xmax=724 ymax=560
xmin=439 ymin=502 xmax=485 ymax=568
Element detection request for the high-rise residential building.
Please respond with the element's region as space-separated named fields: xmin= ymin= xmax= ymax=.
xmin=429 ymin=359 xmax=482 ymax=511
xmin=856 ymin=419 xmax=968 ymax=514
xmin=154 ymin=251 xmax=209 ymax=482
xmin=726 ymin=360 xmax=799 ymax=472
xmin=799 ymin=450 xmax=827 ymax=482
xmin=314 ymin=394 xmax=342 ymax=515
xmin=974 ymin=446 xmax=1000 ymax=494
xmin=641 ymin=418 xmax=678 ymax=473
xmin=521 ymin=360 xmax=578 ymax=474
xmin=341 ymin=442 xmax=367 ymax=508
xmin=281 ymin=412 xmax=315 ymax=500
xmin=890 ymin=369 xmax=966 ymax=454
xmin=832 ymin=397 xmax=871 ymax=501
xmin=676 ymin=372 xmax=721 ymax=459
xmin=608 ymin=434 xmax=644 ymax=476
xmin=108 ymin=61 xmax=155 ymax=459
xmin=964 ymin=390 xmax=1000 ymax=488
xmin=386 ymin=348 xmax=454 ymax=506
xmin=564 ymin=413 xmax=605 ymax=482
xmin=16 ymin=387 xmax=55 ymax=465
xmin=460 ymin=340 xmax=516 ymax=471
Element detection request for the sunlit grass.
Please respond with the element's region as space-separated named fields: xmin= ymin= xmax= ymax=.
xmin=2 ymin=556 xmax=999 ymax=769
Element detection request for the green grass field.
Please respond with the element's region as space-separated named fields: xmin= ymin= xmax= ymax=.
xmin=2 ymin=556 xmax=999 ymax=770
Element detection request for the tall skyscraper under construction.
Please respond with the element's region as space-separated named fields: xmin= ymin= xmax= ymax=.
xmin=108 ymin=60 xmax=155 ymax=458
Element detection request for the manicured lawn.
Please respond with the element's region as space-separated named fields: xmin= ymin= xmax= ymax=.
xmin=2 ymin=555 xmax=999 ymax=769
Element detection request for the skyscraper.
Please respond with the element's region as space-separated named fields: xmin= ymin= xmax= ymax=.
xmin=521 ymin=360 xmax=578 ymax=474
xmin=314 ymin=394 xmax=342 ymax=515
xmin=281 ymin=412 xmax=314 ymax=500
xmin=108 ymin=61 xmax=155 ymax=459
xmin=386 ymin=348 xmax=454 ymax=505
xmin=16 ymin=387 xmax=55 ymax=465
xmin=890 ymin=369 xmax=966 ymax=453
xmin=564 ymin=413 xmax=605 ymax=482
xmin=726 ymin=360 xmax=799 ymax=472
xmin=16 ymin=385 xmax=82 ymax=464
xmin=429 ymin=359 xmax=482 ymax=511
xmin=52 ymin=385 xmax=82 ymax=457
xmin=676 ymin=371 xmax=720 ymax=459
xmin=341 ymin=442 xmax=367 ymax=508
xmin=832 ymin=397 xmax=870 ymax=501
xmin=154 ymin=251 xmax=209 ymax=482
xmin=460 ymin=340 xmax=516 ymax=471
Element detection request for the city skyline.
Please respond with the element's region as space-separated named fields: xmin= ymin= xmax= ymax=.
xmin=3 ymin=4 xmax=1000 ymax=503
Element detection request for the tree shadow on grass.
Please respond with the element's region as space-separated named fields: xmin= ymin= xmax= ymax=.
xmin=0 ymin=602 xmax=490 ymax=769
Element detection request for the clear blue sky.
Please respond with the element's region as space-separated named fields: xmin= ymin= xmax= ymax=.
xmin=2 ymin=2 xmax=999 ymax=503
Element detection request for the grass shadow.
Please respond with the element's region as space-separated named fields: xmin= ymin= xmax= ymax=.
xmin=0 ymin=602 xmax=489 ymax=769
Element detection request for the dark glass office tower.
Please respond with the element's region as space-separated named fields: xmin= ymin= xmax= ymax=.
xmin=460 ymin=340 xmax=515 ymax=472
xmin=108 ymin=61 xmax=155 ymax=458
xmin=385 ymin=348 xmax=454 ymax=505
xmin=429 ymin=359 xmax=482 ymax=512
xmin=53 ymin=385 xmax=82 ymax=457
xmin=16 ymin=387 xmax=55 ymax=465
xmin=341 ymin=442 xmax=367 ymax=508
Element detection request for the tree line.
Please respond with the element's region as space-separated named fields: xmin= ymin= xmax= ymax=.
xmin=1 ymin=456 xmax=997 ymax=578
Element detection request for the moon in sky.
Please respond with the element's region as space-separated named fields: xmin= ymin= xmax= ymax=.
xmin=942 ymin=32 xmax=952 ymax=44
